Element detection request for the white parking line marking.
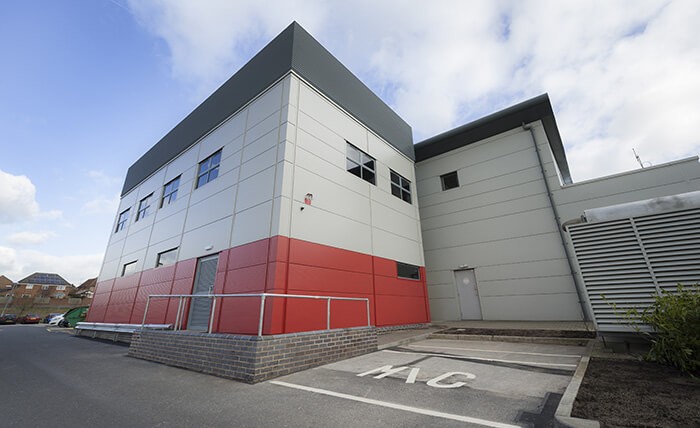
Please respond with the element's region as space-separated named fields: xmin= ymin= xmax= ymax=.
xmin=408 ymin=344 xmax=582 ymax=359
xmin=269 ymin=380 xmax=521 ymax=428
xmin=383 ymin=349 xmax=578 ymax=368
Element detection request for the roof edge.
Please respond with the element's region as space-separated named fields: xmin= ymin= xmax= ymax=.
xmin=415 ymin=94 xmax=572 ymax=184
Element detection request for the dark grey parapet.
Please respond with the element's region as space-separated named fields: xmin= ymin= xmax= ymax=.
xmin=415 ymin=94 xmax=572 ymax=185
xmin=121 ymin=22 xmax=413 ymax=196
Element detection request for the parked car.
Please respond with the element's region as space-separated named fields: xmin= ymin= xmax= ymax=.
xmin=18 ymin=313 xmax=42 ymax=324
xmin=0 ymin=314 xmax=17 ymax=324
xmin=48 ymin=314 xmax=64 ymax=326
xmin=43 ymin=313 xmax=62 ymax=323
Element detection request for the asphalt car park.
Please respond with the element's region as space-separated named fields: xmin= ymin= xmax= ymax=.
xmin=0 ymin=324 xmax=584 ymax=427
xmin=271 ymin=338 xmax=583 ymax=427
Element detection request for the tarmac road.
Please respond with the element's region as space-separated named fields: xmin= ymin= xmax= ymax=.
xmin=0 ymin=324 xmax=582 ymax=427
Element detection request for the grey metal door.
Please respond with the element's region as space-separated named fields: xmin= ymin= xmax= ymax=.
xmin=455 ymin=269 xmax=482 ymax=320
xmin=188 ymin=254 xmax=219 ymax=331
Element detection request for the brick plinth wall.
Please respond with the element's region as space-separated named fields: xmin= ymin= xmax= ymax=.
xmin=128 ymin=327 xmax=377 ymax=383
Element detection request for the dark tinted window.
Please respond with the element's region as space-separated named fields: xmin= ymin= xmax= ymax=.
xmin=115 ymin=209 xmax=130 ymax=233
xmin=346 ymin=143 xmax=376 ymax=185
xmin=390 ymin=170 xmax=411 ymax=204
xmin=440 ymin=171 xmax=459 ymax=191
xmin=397 ymin=262 xmax=420 ymax=280
xmin=197 ymin=150 xmax=222 ymax=188
xmin=161 ymin=176 xmax=181 ymax=207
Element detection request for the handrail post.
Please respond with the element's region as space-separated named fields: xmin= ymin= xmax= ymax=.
xmin=326 ymin=298 xmax=331 ymax=331
xmin=257 ymin=295 xmax=266 ymax=336
xmin=208 ymin=296 xmax=217 ymax=334
xmin=174 ymin=296 xmax=183 ymax=331
xmin=141 ymin=296 xmax=151 ymax=330
xmin=366 ymin=299 xmax=371 ymax=327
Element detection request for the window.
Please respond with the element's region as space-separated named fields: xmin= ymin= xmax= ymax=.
xmin=161 ymin=176 xmax=181 ymax=207
xmin=57 ymin=285 xmax=66 ymax=291
xmin=136 ymin=193 xmax=153 ymax=221
xmin=440 ymin=171 xmax=459 ymax=191
xmin=346 ymin=143 xmax=376 ymax=184
xmin=25 ymin=284 xmax=34 ymax=290
xmin=122 ymin=261 xmax=138 ymax=277
xmin=115 ymin=209 xmax=130 ymax=233
xmin=42 ymin=285 xmax=49 ymax=290
xmin=390 ymin=170 xmax=412 ymax=204
xmin=197 ymin=150 xmax=222 ymax=188
xmin=397 ymin=262 xmax=421 ymax=280
xmin=54 ymin=293 xmax=65 ymax=299
xmin=156 ymin=248 xmax=178 ymax=268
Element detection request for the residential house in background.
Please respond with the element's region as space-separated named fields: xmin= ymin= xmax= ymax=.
xmin=73 ymin=278 xmax=97 ymax=300
xmin=15 ymin=273 xmax=73 ymax=302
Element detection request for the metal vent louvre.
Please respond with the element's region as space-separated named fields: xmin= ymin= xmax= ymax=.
xmin=567 ymin=208 xmax=700 ymax=332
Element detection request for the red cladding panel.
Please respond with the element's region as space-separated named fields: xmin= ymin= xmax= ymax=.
xmin=129 ymin=282 xmax=174 ymax=324
xmin=223 ymin=264 xmax=267 ymax=294
xmin=266 ymin=262 xmax=287 ymax=292
xmin=174 ymin=259 xmax=196 ymax=280
xmin=227 ymin=238 xmax=269 ymax=269
xmin=139 ymin=265 xmax=176 ymax=286
xmin=289 ymin=239 xmax=372 ymax=273
xmin=112 ymin=274 xmax=141 ymax=291
xmin=104 ymin=304 xmax=134 ymax=324
xmin=375 ymin=295 xmax=428 ymax=326
xmin=216 ymin=296 xmax=265 ymax=335
xmin=217 ymin=249 xmax=230 ymax=273
xmin=373 ymin=257 xmax=396 ymax=278
xmin=375 ymin=276 xmax=426 ymax=297
xmin=268 ymin=236 xmax=289 ymax=262
xmin=94 ymin=279 xmax=114 ymax=296
xmin=283 ymin=298 xmax=328 ymax=333
xmin=85 ymin=302 xmax=107 ymax=322
xmin=287 ymin=264 xmax=373 ymax=295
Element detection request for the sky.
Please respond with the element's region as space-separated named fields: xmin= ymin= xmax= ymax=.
xmin=1 ymin=0 xmax=699 ymax=285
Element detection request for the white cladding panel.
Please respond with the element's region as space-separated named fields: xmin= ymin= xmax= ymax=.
xmin=98 ymin=77 xmax=292 ymax=282
xmin=289 ymin=76 xmax=423 ymax=266
xmin=417 ymin=124 xmax=581 ymax=321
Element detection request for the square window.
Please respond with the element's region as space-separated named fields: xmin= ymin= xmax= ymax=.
xmin=440 ymin=171 xmax=459 ymax=191
xmin=25 ymin=284 xmax=33 ymax=290
xmin=122 ymin=261 xmax=138 ymax=277
xmin=57 ymin=285 xmax=66 ymax=291
xmin=115 ymin=209 xmax=130 ymax=233
xmin=346 ymin=142 xmax=375 ymax=185
xmin=390 ymin=170 xmax=412 ymax=204
xmin=161 ymin=176 xmax=181 ymax=208
xmin=397 ymin=262 xmax=421 ymax=280
xmin=136 ymin=193 xmax=153 ymax=221
xmin=156 ymin=248 xmax=178 ymax=268
xmin=197 ymin=149 xmax=222 ymax=189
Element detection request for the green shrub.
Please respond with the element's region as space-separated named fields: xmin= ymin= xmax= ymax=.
xmin=622 ymin=284 xmax=700 ymax=374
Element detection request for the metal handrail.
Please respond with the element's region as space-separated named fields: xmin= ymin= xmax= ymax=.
xmin=141 ymin=293 xmax=371 ymax=336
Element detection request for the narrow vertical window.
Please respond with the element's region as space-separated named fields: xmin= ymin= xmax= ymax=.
xmin=197 ymin=149 xmax=222 ymax=188
xmin=161 ymin=176 xmax=181 ymax=207
xmin=115 ymin=209 xmax=130 ymax=233
xmin=346 ymin=143 xmax=376 ymax=185
xmin=390 ymin=170 xmax=412 ymax=204
xmin=136 ymin=193 xmax=153 ymax=221
xmin=440 ymin=171 xmax=459 ymax=191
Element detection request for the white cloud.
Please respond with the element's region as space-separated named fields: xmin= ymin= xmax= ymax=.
xmin=87 ymin=170 xmax=122 ymax=186
xmin=6 ymin=231 xmax=57 ymax=246
xmin=126 ymin=0 xmax=700 ymax=182
xmin=81 ymin=194 xmax=120 ymax=216
xmin=0 ymin=169 xmax=40 ymax=224
xmin=0 ymin=246 xmax=102 ymax=285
